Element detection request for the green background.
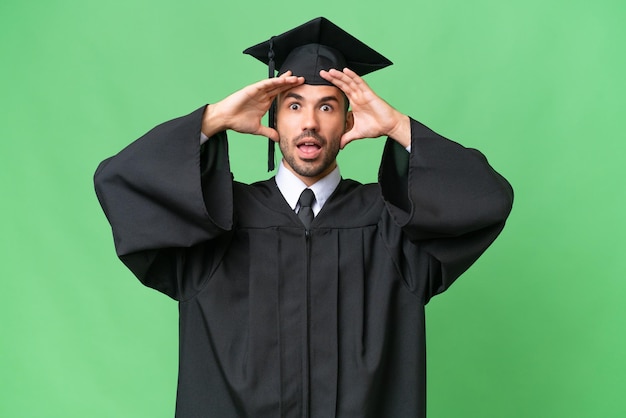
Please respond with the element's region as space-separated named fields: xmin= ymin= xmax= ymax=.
xmin=1 ymin=0 xmax=624 ymax=416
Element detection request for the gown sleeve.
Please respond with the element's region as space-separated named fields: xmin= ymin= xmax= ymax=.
xmin=378 ymin=118 xmax=514 ymax=302
xmin=94 ymin=106 xmax=234 ymax=300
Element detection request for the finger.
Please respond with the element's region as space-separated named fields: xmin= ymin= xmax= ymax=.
xmin=254 ymin=125 xmax=279 ymax=142
xmin=320 ymin=69 xmax=352 ymax=91
xmin=340 ymin=132 xmax=357 ymax=149
xmin=260 ymin=75 xmax=304 ymax=97
xmin=341 ymin=67 xmax=361 ymax=81
xmin=321 ymin=68 xmax=371 ymax=103
xmin=338 ymin=68 xmax=371 ymax=96
xmin=251 ymin=72 xmax=297 ymax=92
xmin=339 ymin=123 xmax=365 ymax=149
xmin=270 ymin=71 xmax=304 ymax=86
xmin=325 ymin=68 xmax=361 ymax=86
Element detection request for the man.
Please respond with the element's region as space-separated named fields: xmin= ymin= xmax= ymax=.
xmin=95 ymin=17 xmax=513 ymax=418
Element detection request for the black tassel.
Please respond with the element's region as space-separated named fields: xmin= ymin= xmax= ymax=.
xmin=267 ymin=37 xmax=276 ymax=172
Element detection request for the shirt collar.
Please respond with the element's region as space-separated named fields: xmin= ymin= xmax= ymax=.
xmin=275 ymin=160 xmax=341 ymax=216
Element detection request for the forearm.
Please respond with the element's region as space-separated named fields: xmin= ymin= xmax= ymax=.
xmin=386 ymin=112 xmax=412 ymax=149
xmin=201 ymin=103 xmax=229 ymax=138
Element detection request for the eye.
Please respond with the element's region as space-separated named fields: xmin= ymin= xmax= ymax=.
xmin=320 ymin=104 xmax=333 ymax=112
xmin=289 ymin=103 xmax=300 ymax=110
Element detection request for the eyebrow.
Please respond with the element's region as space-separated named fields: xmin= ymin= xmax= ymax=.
xmin=284 ymin=92 xmax=341 ymax=105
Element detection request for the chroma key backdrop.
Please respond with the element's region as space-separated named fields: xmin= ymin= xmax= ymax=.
xmin=1 ymin=0 xmax=625 ymax=417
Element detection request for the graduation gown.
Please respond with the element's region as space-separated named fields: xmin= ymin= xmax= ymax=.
xmin=94 ymin=106 xmax=513 ymax=418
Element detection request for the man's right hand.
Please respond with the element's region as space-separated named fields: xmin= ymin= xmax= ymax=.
xmin=201 ymin=71 xmax=304 ymax=140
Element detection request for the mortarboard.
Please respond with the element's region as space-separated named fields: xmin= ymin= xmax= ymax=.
xmin=243 ymin=17 xmax=393 ymax=171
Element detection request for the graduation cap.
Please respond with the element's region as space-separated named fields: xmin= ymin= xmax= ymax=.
xmin=243 ymin=17 xmax=393 ymax=171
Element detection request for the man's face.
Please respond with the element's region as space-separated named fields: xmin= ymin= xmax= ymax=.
xmin=276 ymin=84 xmax=352 ymax=186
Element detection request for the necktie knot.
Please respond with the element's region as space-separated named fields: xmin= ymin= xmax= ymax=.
xmin=297 ymin=189 xmax=315 ymax=229
xmin=298 ymin=188 xmax=315 ymax=207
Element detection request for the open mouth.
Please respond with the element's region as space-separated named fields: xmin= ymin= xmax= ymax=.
xmin=296 ymin=139 xmax=322 ymax=159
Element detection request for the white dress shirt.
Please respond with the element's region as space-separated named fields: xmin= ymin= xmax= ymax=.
xmin=274 ymin=160 xmax=341 ymax=216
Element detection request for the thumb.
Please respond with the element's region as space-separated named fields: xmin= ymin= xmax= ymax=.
xmin=340 ymin=131 xmax=359 ymax=149
xmin=255 ymin=126 xmax=279 ymax=142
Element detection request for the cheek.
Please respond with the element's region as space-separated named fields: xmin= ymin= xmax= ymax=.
xmin=276 ymin=115 xmax=300 ymax=135
xmin=325 ymin=115 xmax=348 ymax=135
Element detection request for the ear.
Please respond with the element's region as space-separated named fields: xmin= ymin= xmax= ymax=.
xmin=344 ymin=111 xmax=354 ymax=133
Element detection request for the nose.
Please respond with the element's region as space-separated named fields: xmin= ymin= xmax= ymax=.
xmin=301 ymin=107 xmax=319 ymax=132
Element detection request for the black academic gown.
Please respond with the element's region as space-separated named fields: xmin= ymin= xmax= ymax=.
xmin=94 ymin=106 xmax=513 ymax=418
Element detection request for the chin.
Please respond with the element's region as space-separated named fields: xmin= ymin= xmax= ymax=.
xmin=294 ymin=165 xmax=326 ymax=178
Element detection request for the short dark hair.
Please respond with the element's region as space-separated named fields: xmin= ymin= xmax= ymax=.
xmin=341 ymin=91 xmax=350 ymax=113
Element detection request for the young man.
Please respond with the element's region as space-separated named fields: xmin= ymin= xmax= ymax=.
xmin=95 ymin=17 xmax=513 ymax=418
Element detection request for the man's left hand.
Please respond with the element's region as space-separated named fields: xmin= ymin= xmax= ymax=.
xmin=320 ymin=68 xmax=410 ymax=149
